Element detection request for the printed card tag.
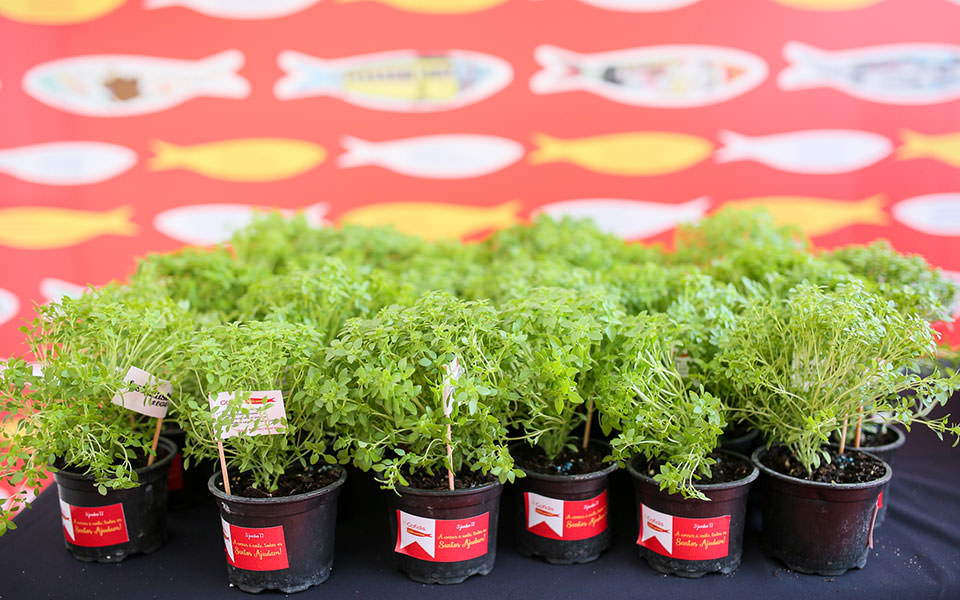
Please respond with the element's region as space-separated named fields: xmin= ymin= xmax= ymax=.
xmin=674 ymin=352 xmax=691 ymax=378
xmin=110 ymin=366 xmax=171 ymax=419
xmin=395 ymin=510 xmax=489 ymax=562
xmin=442 ymin=356 xmax=463 ymax=417
xmin=221 ymin=518 xmax=289 ymax=571
xmin=638 ymin=504 xmax=730 ymax=560
xmin=57 ymin=492 xmax=129 ymax=547
xmin=209 ymin=391 xmax=287 ymax=439
xmin=525 ymin=490 xmax=608 ymax=541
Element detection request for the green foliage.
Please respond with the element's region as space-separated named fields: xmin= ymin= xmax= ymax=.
xmin=460 ymin=256 xmax=611 ymax=305
xmin=824 ymin=240 xmax=959 ymax=322
xmin=499 ymin=287 xmax=623 ymax=459
xmin=0 ymin=282 xmax=194 ymax=532
xmin=313 ymin=292 xmax=522 ymax=490
xmin=177 ymin=321 xmax=328 ymax=493
xmin=719 ymin=281 xmax=960 ymax=473
xmin=673 ymin=207 xmax=808 ymax=265
xmin=593 ymin=314 xmax=726 ymax=500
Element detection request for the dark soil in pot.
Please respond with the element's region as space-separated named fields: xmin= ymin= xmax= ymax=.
xmin=512 ymin=442 xmax=617 ymax=565
xmin=389 ymin=474 xmax=501 ymax=584
xmin=160 ymin=427 xmax=214 ymax=510
xmin=828 ymin=426 xmax=905 ymax=528
xmin=208 ymin=465 xmax=346 ymax=594
xmin=627 ymin=450 xmax=758 ymax=578
xmin=752 ymin=446 xmax=891 ymax=576
xmin=54 ymin=436 xmax=176 ymax=563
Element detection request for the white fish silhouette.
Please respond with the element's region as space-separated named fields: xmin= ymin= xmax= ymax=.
xmin=154 ymin=202 xmax=328 ymax=245
xmin=576 ymin=0 xmax=702 ymax=10
xmin=40 ymin=278 xmax=87 ymax=304
xmin=0 ymin=289 xmax=19 ymax=327
xmin=0 ymin=142 xmax=136 ymax=185
xmin=530 ymin=45 xmax=767 ymax=108
xmin=779 ymin=42 xmax=960 ymax=105
xmin=24 ymin=50 xmax=250 ymax=117
xmin=715 ymin=129 xmax=892 ymax=174
xmin=338 ymin=134 xmax=524 ymax=179
xmin=534 ymin=197 xmax=710 ymax=239
xmin=274 ymin=49 xmax=512 ymax=112
xmin=892 ymin=194 xmax=960 ymax=236
xmin=143 ymin=0 xmax=320 ymax=19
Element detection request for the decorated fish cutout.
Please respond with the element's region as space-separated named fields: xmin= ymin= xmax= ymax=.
xmin=24 ymin=50 xmax=250 ymax=117
xmin=0 ymin=142 xmax=136 ymax=185
xmin=575 ymin=0 xmax=702 ymax=11
xmin=150 ymin=138 xmax=325 ymax=181
xmin=898 ymin=130 xmax=960 ymax=168
xmin=0 ymin=289 xmax=19 ymax=327
xmin=772 ymin=0 xmax=884 ymax=9
xmin=40 ymin=278 xmax=87 ymax=304
xmin=724 ymin=195 xmax=887 ymax=236
xmin=892 ymin=194 xmax=960 ymax=236
xmin=530 ymin=132 xmax=711 ymax=175
xmin=0 ymin=0 xmax=124 ymax=24
xmin=0 ymin=206 xmax=136 ymax=249
xmin=274 ymin=49 xmax=512 ymax=112
xmin=535 ymin=197 xmax=710 ymax=239
xmin=154 ymin=203 xmax=328 ymax=245
xmin=530 ymin=44 xmax=767 ymax=108
xmin=337 ymin=0 xmax=510 ymax=13
xmin=340 ymin=201 xmax=519 ymax=240
xmin=339 ymin=134 xmax=523 ymax=178
xmin=779 ymin=42 xmax=960 ymax=105
xmin=715 ymin=129 xmax=892 ymax=174
xmin=143 ymin=0 xmax=320 ymax=19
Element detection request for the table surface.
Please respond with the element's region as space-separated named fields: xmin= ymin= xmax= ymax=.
xmin=3 ymin=417 xmax=959 ymax=600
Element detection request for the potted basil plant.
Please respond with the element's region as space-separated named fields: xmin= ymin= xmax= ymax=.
xmin=498 ymin=287 xmax=623 ymax=564
xmin=178 ymin=321 xmax=345 ymax=594
xmin=0 ymin=283 xmax=190 ymax=561
xmin=315 ymin=292 xmax=521 ymax=584
xmin=721 ymin=281 xmax=960 ymax=575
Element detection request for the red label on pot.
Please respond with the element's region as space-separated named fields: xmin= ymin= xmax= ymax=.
xmin=877 ymin=490 xmax=883 ymax=509
xmin=394 ymin=510 xmax=489 ymax=562
xmin=637 ymin=504 xmax=730 ymax=560
xmin=524 ymin=490 xmax=607 ymax=540
xmin=167 ymin=453 xmax=184 ymax=492
xmin=221 ymin=518 xmax=289 ymax=571
xmin=58 ymin=497 xmax=129 ymax=547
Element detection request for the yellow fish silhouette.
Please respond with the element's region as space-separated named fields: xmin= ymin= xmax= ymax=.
xmin=529 ymin=132 xmax=712 ymax=176
xmin=337 ymin=0 xmax=509 ymax=14
xmin=340 ymin=201 xmax=519 ymax=240
xmin=724 ymin=195 xmax=887 ymax=236
xmin=898 ymin=130 xmax=960 ymax=168
xmin=0 ymin=206 xmax=136 ymax=249
xmin=150 ymin=139 xmax=325 ymax=182
xmin=772 ymin=0 xmax=883 ymax=10
xmin=0 ymin=0 xmax=125 ymax=24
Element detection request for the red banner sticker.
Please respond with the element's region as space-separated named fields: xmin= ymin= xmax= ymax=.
xmin=394 ymin=510 xmax=489 ymax=562
xmin=221 ymin=519 xmax=289 ymax=571
xmin=168 ymin=453 xmax=184 ymax=492
xmin=524 ymin=490 xmax=608 ymax=541
xmin=58 ymin=496 xmax=129 ymax=547
xmin=637 ymin=503 xmax=730 ymax=560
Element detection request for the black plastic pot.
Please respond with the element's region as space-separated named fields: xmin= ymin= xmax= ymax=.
xmin=54 ymin=436 xmax=176 ymax=563
xmin=389 ymin=480 xmax=502 ymax=584
xmin=719 ymin=428 xmax=761 ymax=456
xmin=513 ymin=445 xmax=618 ymax=565
xmin=161 ymin=427 xmax=214 ymax=510
xmin=752 ymin=447 xmax=891 ymax=576
xmin=627 ymin=450 xmax=758 ymax=578
xmin=208 ymin=467 xmax=346 ymax=594
xmin=828 ymin=426 xmax=905 ymax=528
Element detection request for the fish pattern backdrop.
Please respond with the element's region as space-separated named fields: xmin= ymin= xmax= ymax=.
xmin=3 ymin=1 xmax=960 ymax=506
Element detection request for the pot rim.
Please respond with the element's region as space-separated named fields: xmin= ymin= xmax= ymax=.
xmin=627 ymin=449 xmax=759 ymax=491
xmin=828 ymin=424 xmax=906 ymax=454
xmin=53 ymin=436 xmax=178 ymax=483
xmin=511 ymin=440 xmax=618 ymax=482
xmin=751 ymin=446 xmax=892 ymax=490
xmin=208 ymin=464 xmax=347 ymax=506
xmin=395 ymin=477 xmax=502 ymax=498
